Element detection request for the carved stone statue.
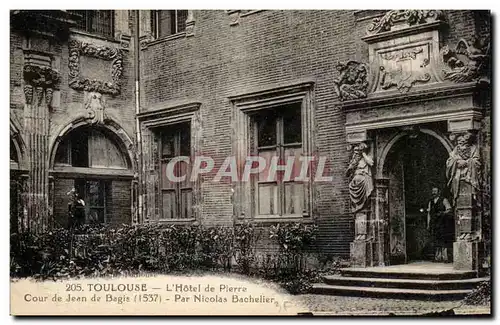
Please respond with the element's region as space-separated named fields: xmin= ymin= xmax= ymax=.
xmin=346 ymin=142 xmax=374 ymax=213
xmin=333 ymin=61 xmax=369 ymax=101
xmin=446 ymin=132 xmax=481 ymax=206
xmin=84 ymin=92 xmax=106 ymax=124
xmin=441 ymin=37 xmax=490 ymax=83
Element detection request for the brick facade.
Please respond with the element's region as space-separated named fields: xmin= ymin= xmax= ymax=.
xmin=10 ymin=10 xmax=491 ymax=261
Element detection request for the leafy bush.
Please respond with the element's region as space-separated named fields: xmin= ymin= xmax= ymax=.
xmin=11 ymin=221 xmax=326 ymax=295
xmin=267 ymin=223 xmax=319 ymax=294
xmin=233 ymin=222 xmax=258 ymax=274
xmin=464 ymin=280 xmax=491 ymax=305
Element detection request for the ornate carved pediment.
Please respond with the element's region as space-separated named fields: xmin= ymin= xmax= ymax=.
xmin=333 ymin=61 xmax=369 ymax=101
xmin=440 ymin=38 xmax=490 ymax=84
xmin=363 ymin=12 xmax=447 ymax=95
xmin=367 ymin=10 xmax=445 ymax=35
xmin=68 ymin=39 xmax=123 ymax=96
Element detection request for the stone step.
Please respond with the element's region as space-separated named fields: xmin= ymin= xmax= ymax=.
xmin=323 ymin=275 xmax=489 ymax=290
xmin=311 ymin=283 xmax=473 ymax=301
xmin=340 ymin=268 xmax=478 ymax=280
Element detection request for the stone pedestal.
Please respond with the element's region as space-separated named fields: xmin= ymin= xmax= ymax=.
xmin=349 ymin=178 xmax=390 ymax=267
xmin=453 ymin=181 xmax=483 ymax=271
xmin=350 ymin=241 xmax=375 ymax=267
xmin=350 ymin=209 xmax=374 ymax=267
xmin=453 ymin=241 xmax=482 ymax=270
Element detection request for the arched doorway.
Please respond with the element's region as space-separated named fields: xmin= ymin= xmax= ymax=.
xmin=50 ymin=123 xmax=134 ymax=227
xmin=382 ymin=131 xmax=452 ymax=263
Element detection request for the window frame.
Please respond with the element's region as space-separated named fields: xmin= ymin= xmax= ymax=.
xmin=54 ymin=127 xmax=128 ymax=170
xmin=229 ymin=81 xmax=315 ymax=222
xmin=75 ymin=178 xmax=109 ymax=224
xmin=68 ymin=10 xmax=115 ymax=39
xmin=138 ymin=101 xmax=202 ymax=224
xmin=158 ymin=122 xmax=193 ymax=220
xmin=252 ymin=104 xmax=303 ymax=218
xmin=151 ymin=10 xmax=189 ymax=39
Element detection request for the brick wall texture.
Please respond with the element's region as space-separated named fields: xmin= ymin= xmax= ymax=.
xmin=10 ymin=10 xmax=491 ymax=258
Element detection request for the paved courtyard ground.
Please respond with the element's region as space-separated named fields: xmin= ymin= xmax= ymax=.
xmin=296 ymin=294 xmax=491 ymax=316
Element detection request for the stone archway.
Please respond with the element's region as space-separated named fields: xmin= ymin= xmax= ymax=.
xmin=379 ymin=129 xmax=452 ymax=264
xmin=49 ymin=117 xmax=136 ymax=171
xmin=48 ymin=117 xmax=137 ymax=227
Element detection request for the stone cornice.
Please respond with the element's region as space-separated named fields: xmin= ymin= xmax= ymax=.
xmin=340 ymin=81 xmax=488 ymax=112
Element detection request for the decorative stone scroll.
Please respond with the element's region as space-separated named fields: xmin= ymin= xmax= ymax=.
xmin=441 ymin=37 xmax=490 ymax=84
xmin=23 ymin=65 xmax=61 ymax=107
xmin=367 ymin=10 xmax=445 ymax=35
xmin=345 ymin=142 xmax=374 ymax=213
xmin=68 ymin=39 xmax=123 ymax=96
xmin=333 ymin=61 xmax=369 ymax=101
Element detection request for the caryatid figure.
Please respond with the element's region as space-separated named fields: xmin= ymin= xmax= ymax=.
xmin=346 ymin=142 xmax=374 ymax=213
xmin=446 ymin=132 xmax=481 ymax=206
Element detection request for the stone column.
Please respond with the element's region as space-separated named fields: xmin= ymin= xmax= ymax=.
xmin=374 ymin=178 xmax=390 ymax=266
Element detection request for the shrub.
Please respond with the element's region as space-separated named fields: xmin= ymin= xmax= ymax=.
xmin=233 ymin=222 xmax=258 ymax=275
xmin=11 ymin=221 xmax=324 ymax=295
xmin=267 ymin=223 xmax=319 ymax=294
xmin=464 ymin=280 xmax=491 ymax=305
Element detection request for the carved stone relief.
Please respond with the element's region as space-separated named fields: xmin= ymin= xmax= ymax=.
xmin=440 ymin=37 xmax=490 ymax=84
xmin=84 ymin=91 xmax=106 ymax=124
xmin=333 ymin=61 xmax=369 ymax=101
xmin=367 ymin=10 xmax=445 ymax=35
xmin=23 ymin=64 xmax=61 ymax=107
xmin=377 ymin=47 xmax=432 ymax=93
xmin=68 ymin=39 xmax=123 ymax=96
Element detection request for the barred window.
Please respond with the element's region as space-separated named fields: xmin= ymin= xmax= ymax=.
xmin=68 ymin=10 xmax=114 ymax=38
xmin=151 ymin=10 xmax=188 ymax=38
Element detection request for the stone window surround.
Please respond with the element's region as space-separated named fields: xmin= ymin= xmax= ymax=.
xmin=140 ymin=10 xmax=195 ymax=49
xmin=229 ymin=80 xmax=315 ymax=224
xmin=138 ymin=101 xmax=202 ymax=224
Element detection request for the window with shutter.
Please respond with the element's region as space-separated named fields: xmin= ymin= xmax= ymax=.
xmin=158 ymin=122 xmax=193 ymax=219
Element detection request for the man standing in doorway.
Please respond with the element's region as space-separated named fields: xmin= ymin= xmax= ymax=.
xmin=427 ymin=187 xmax=452 ymax=262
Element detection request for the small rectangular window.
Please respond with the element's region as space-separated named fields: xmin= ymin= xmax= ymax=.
xmin=151 ymin=10 xmax=188 ymax=38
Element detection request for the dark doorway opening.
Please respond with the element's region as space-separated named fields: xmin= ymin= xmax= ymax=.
xmin=385 ymin=131 xmax=452 ymax=263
